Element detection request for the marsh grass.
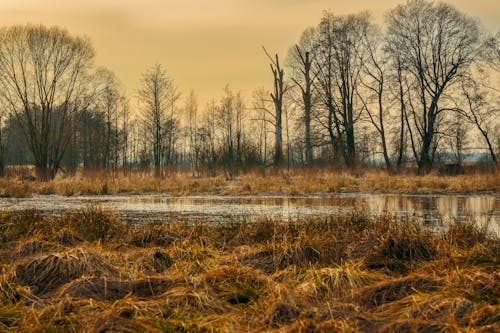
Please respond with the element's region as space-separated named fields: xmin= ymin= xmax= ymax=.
xmin=0 ymin=168 xmax=497 ymax=198
xmin=15 ymin=247 xmax=122 ymax=295
xmin=0 ymin=207 xmax=497 ymax=332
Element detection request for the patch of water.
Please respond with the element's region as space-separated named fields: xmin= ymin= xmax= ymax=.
xmin=0 ymin=193 xmax=497 ymax=232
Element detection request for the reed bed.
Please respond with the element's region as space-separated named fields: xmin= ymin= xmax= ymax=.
xmin=0 ymin=206 xmax=498 ymax=332
xmin=0 ymin=168 xmax=498 ymax=198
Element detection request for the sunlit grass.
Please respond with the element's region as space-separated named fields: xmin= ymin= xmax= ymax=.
xmin=0 ymin=167 xmax=497 ymax=197
xmin=0 ymin=207 xmax=497 ymax=331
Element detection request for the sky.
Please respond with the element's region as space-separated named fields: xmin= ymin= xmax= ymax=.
xmin=0 ymin=0 xmax=498 ymax=107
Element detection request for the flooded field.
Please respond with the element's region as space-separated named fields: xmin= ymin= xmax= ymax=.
xmin=0 ymin=193 xmax=497 ymax=232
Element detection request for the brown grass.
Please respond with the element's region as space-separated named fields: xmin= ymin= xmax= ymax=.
xmin=0 ymin=167 xmax=498 ymax=197
xmin=354 ymin=275 xmax=446 ymax=308
xmin=15 ymin=247 xmax=122 ymax=295
xmin=0 ymin=208 xmax=497 ymax=332
xmin=58 ymin=276 xmax=183 ymax=301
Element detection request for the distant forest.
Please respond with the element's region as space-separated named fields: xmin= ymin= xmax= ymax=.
xmin=0 ymin=0 xmax=498 ymax=180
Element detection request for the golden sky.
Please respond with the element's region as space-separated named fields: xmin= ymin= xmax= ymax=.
xmin=0 ymin=0 xmax=498 ymax=106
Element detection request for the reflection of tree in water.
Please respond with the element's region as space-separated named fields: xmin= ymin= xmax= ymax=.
xmin=436 ymin=197 xmax=458 ymax=219
xmin=0 ymin=194 xmax=496 ymax=231
xmin=416 ymin=196 xmax=434 ymax=225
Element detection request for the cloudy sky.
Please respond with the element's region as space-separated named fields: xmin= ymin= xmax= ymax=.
xmin=0 ymin=0 xmax=498 ymax=106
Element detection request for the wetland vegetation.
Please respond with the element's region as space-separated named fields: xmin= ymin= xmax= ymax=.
xmin=0 ymin=207 xmax=498 ymax=332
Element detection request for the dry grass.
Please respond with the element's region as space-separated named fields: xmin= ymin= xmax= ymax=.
xmin=0 ymin=167 xmax=498 ymax=197
xmin=15 ymin=247 xmax=122 ymax=295
xmin=354 ymin=275 xmax=446 ymax=308
xmin=299 ymin=261 xmax=385 ymax=298
xmin=0 ymin=207 xmax=497 ymax=332
xmin=58 ymin=276 xmax=183 ymax=301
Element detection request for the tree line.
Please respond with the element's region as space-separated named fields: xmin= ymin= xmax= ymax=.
xmin=0 ymin=0 xmax=498 ymax=180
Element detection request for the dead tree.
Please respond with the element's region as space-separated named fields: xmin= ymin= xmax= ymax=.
xmin=263 ymin=47 xmax=289 ymax=167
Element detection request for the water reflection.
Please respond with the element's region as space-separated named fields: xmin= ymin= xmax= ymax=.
xmin=0 ymin=194 xmax=497 ymax=232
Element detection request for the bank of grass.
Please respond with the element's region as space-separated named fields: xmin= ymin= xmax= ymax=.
xmin=0 ymin=167 xmax=498 ymax=197
xmin=0 ymin=207 xmax=498 ymax=332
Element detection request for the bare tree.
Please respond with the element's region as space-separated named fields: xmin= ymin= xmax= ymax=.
xmin=119 ymin=96 xmax=131 ymax=175
xmin=164 ymin=83 xmax=181 ymax=169
xmin=214 ymin=86 xmax=246 ymax=179
xmin=287 ymin=28 xmax=318 ymax=165
xmin=0 ymin=25 xmax=95 ymax=180
xmin=185 ymin=90 xmax=199 ymax=176
xmin=359 ymin=21 xmax=392 ymax=169
xmin=458 ymin=79 xmax=498 ymax=165
xmin=391 ymin=49 xmax=409 ymax=168
xmin=138 ymin=64 xmax=178 ymax=178
xmin=263 ymin=48 xmax=289 ymax=167
xmin=386 ymin=0 xmax=482 ymax=171
xmin=441 ymin=111 xmax=469 ymax=165
xmin=92 ymin=68 xmax=121 ymax=171
xmin=252 ymin=87 xmax=273 ymax=169
xmin=199 ymin=101 xmax=218 ymax=176
xmin=314 ymin=12 xmax=370 ymax=167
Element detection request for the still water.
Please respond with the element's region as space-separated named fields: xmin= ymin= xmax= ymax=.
xmin=0 ymin=194 xmax=497 ymax=232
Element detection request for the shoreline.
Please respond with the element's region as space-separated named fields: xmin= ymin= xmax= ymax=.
xmin=0 ymin=170 xmax=499 ymax=198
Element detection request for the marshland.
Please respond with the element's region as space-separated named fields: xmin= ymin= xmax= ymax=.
xmin=0 ymin=0 xmax=499 ymax=332
xmin=0 ymin=206 xmax=498 ymax=332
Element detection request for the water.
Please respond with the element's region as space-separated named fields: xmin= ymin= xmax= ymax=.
xmin=0 ymin=193 xmax=497 ymax=232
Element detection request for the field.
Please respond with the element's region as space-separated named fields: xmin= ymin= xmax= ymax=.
xmin=0 ymin=168 xmax=499 ymax=198
xmin=0 ymin=207 xmax=498 ymax=332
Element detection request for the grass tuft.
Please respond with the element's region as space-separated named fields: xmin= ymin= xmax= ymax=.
xmin=302 ymin=261 xmax=385 ymax=298
xmin=58 ymin=276 xmax=182 ymax=301
xmin=354 ymin=275 xmax=445 ymax=308
xmin=15 ymin=247 xmax=121 ymax=295
xmin=202 ymin=266 xmax=268 ymax=305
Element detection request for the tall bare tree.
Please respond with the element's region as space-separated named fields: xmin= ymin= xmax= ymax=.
xmin=138 ymin=64 xmax=178 ymax=178
xmin=391 ymin=48 xmax=409 ymax=168
xmin=314 ymin=12 xmax=370 ymax=167
xmin=359 ymin=21 xmax=392 ymax=169
xmin=214 ymin=86 xmax=246 ymax=179
xmin=185 ymin=90 xmax=199 ymax=176
xmin=386 ymin=0 xmax=482 ymax=171
xmin=119 ymin=96 xmax=131 ymax=175
xmin=0 ymin=25 xmax=95 ymax=180
xmin=457 ymin=79 xmax=498 ymax=165
xmin=199 ymin=101 xmax=218 ymax=176
xmin=288 ymin=28 xmax=318 ymax=165
xmin=263 ymin=48 xmax=289 ymax=167
xmin=92 ymin=68 xmax=121 ymax=171
xmin=252 ymin=87 xmax=273 ymax=168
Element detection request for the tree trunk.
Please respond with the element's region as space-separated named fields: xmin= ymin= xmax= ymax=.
xmin=303 ymin=51 xmax=313 ymax=166
xmin=304 ymin=100 xmax=312 ymax=165
xmin=378 ymin=94 xmax=391 ymax=169
xmin=345 ymin=104 xmax=356 ymax=167
xmin=35 ymin=165 xmax=51 ymax=181
xmin=396 ymin=81 xmax=406 ymax=168
xmin=418 ymin=101 xmax=438 ymax=172
xmin=275 ymin=103 xmax=283 ymax=166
